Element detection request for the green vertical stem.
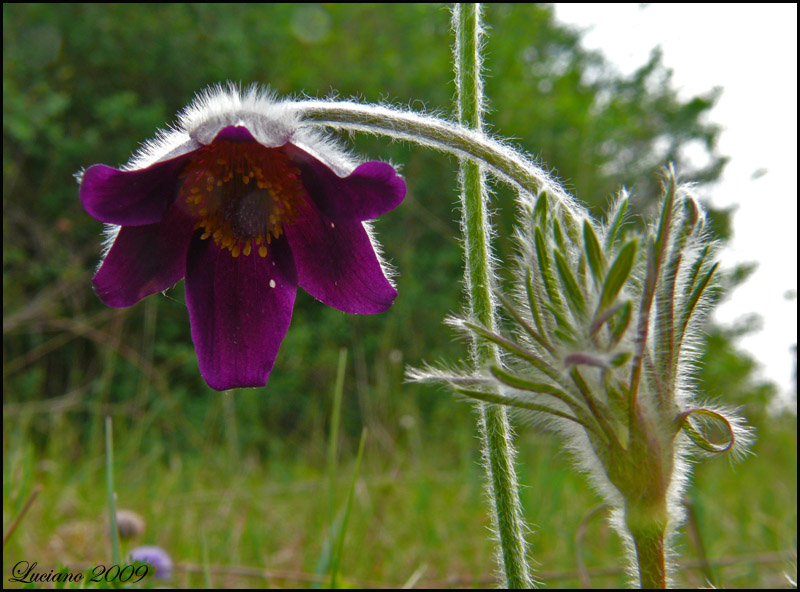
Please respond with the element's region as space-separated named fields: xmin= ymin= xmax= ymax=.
xmin=2 ymin=484 xmax=42 ymax=548
xmin=327 ymin=348 xmax=347 ymax=523
xmin=329 ymin=428 xmax=367 ymax=589
xmin=454 ymin=4 xmax=531 ymax=587
xmin=626 ymin=500 xmax=668 ymax=588
xmin=631 ymin=528 xmax=667 ymax=588
xmin=105 ymin=416 xmax=122 ymax=566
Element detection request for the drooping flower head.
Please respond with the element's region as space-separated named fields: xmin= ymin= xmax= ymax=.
xmin=78 ymin=85 xmax=405 ymax=390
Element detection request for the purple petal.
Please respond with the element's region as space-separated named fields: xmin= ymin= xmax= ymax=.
xmin=92 ymin=205 xmax=197 ymax=308
xmin=80 ymin=153 xmax=193 ymax=225
xmin=285 ymin=201 xmax=397 ymax=314
xmin=185 ymin=236 xmax=297 ymax=391
xmin=213 ymin=125 xmax=258 ymax=142
xmin=287 ymin=145 xmax=406 ymax=222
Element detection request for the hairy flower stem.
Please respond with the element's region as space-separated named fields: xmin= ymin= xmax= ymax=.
xmin=299 ymin=90 xmax=691 ymax=591
xmin=454 ymin=4 xmax=531 ymax=588
xmin=626 ymin=501 xmax=668 ymax=588
xmin=296 ymin=105 xmax=579 ymax=217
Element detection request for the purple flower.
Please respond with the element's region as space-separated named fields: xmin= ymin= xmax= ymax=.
xmin=79 ymin=86 xmax=405 ymax=390
xmin=128 ymin=545 xmax=173 ymax=580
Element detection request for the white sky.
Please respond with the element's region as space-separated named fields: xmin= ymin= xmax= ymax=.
xmin=554 ymin=3 xmax=798 ymax=399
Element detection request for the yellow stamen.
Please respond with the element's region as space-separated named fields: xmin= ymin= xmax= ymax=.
xmin=178 ymin=139 xmax=306 ymax=259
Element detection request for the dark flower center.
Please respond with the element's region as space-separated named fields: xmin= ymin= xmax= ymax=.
xmin=179 ymin=140 xmax=305 ymax=257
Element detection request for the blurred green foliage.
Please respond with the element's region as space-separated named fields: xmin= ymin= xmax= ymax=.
xmin=2 ymin=3 xmax=778 ymax=455
xmin=3 ymin=5 xmax=794 ymax=588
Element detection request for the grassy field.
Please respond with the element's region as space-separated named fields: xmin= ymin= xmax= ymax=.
xmin=3 ymin=390 xmax=796 ymax=589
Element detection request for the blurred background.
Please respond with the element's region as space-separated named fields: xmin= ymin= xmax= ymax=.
xmin=3 ymin=4 xmax=796 ymax=588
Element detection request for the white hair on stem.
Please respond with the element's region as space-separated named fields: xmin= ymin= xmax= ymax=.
xmin=292 ymin=99 xmax=582 ymax=216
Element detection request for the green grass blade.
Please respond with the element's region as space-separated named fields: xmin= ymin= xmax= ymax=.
xmin=329 ymin=429 xmax=367 ymax=589
xmin=328 ymin=348 xmax=348 ymax=522
xmin=2 ymin=484 xmax=42 ymax=548
xmin=313 ymin=348 xmax=349 ymax=588
xmin=104 ymin=416 xmax=121 ymax=566
xmin=313 ymin=519 xmax=338 ymax=588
